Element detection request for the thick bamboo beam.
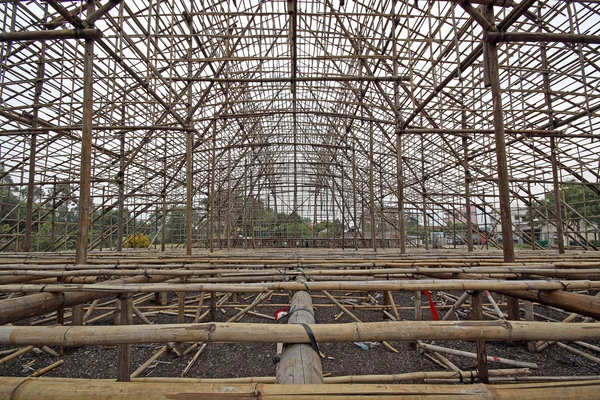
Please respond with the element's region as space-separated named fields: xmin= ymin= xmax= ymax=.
xmin=495 ymin=288 xmax=600 ymax=320
xmin=1 ymin=378 xmax=600 ymax=400
xmin=487 ymin=31 xmax=600 ymax=44
xmin=0 ymin=275 xmax=171 ymax=325
xmin=275 ymin=277 xmax=323 ymax=384
xmin=0 ymin=321 xmax=598 ymax=347
xmin=0 ymin=29 xmax=101 ymax=42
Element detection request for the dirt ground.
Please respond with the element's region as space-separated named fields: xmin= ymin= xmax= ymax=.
xmin=0 ymin=291 xmax=598 ymax=381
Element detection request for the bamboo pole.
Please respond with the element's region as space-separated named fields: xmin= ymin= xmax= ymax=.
xmin=418 ymin=343 xmax=538 ymax=369
xmin=130 ymin=346 xmax=168 ymax=379
xmin=134 ymin=368 xmax=530 ymax=384
xmin=0 ymin=29 xmax=102 ymax=42
xmin=472 ymin=291 xmax=489 ymax=383
xmin=1 ymin=377 xmax=600 ymax=399
xmin=321 ymin=290 xmax=398 ymax=353
xmin=28 ymin=360 xmax=64 ymax=377
xmin=0 ymin=346 xmax=35 ymax=365
xmin=181 ymin=343 xmax=207 ymax=377
xmin=1 ymin=321 xmax=598 ymax=347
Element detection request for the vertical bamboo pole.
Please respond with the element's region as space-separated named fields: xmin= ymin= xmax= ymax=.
xmin=226 ymin=147 xmax=231 ymax=251
xmin=210 ymin=292 xmax=217 ymax=322
xmin=369 ymin=122 xmax=377 ymax=252
xmin=415 ymin=291 xmax=422 ymax=321
xmin=251 ymin=171 xmax=255 ymax=249
xmin=484 ymin=5 xmax=514 ymax=263
xmin=185 ymin=29 xmax=194 ymax=257
xmin=117 ymin=294 xmax=133 ymax=382
xmin=471 ymin=291 xmax=489 ymax=383
xmin=313 ymin=186 xmax=318 ymax=246
xmin=524 ymin=301 xmax=536 ymax=352
xmin=243 ymin=166 xmax=248 ymax=250
xmin=528 ymin=181 xmax=535 ymax=249
xmin=117 ymin=109 xmax=125 ymax=252
xmin=393 ymin=0 xmax=406 ymax=254
xmin=462 ymin=135 xmax=474 ymax=252
xmin=379 ymin=169 xmax=385 ymax=249
xmin=352 ymin=147 xmax=358 ymax=250
xmin=73 ymin=0 xmax=95 ymax=325
xmin=550 ymin=138 xmax=565 ymax=253
xmin=421 ymin=137 xmax=428 ymax=251
xmin=484 ymin=4 xmax=518 ymax=321
xmin=51 ymin=178 xmax=56 ymax=250
xmin=341 ymin=160 xmax=345 ymax=249
xmin=161 ymin=157 xmax=167 ymax=252
xmin=209 ymin=124 xmax=216 ymax=253
xmin=75 ymin=0 xmax=95 ymax=264
xmin=24 ymin=32 xmax=46 ymax=252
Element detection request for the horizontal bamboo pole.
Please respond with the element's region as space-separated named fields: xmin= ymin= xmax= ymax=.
xmin=3 ymin=279 xmax=598 ymax=294
xmin=171 ymin=75 xmax=410 ymax=83
xmin=1 ymin=377 xmax=600 ymax=399
xmin=487 ymin=31 xmax=600 ymax=44
xmin=130 ymin=368 xmax=530 ymax=384
xmin=0 ymin=29 xmax=102 ymax=42
xmin=2 ymin=266 xmax=597 ymax=279
xmin=0 ymin=321 xmax=598 ymax=347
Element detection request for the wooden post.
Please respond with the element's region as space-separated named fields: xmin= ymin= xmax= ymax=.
xmin=117 ymin=294 xmax=133 ymax=382
xmin=275 ymin=277 xmax=323 ymax=384
xmin=471 ymin=291 xmax=489 ymax=383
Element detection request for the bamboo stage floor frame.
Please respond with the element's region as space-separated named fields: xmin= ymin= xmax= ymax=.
xmin=0 ymin=249 xmax=599 ymax=391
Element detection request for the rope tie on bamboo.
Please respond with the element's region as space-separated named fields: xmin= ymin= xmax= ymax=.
xmin=143 ymin=269 xmax=151 ymax=280
xmin=559 ymin=281 xmax=573 ymax=292
xmin=297 ymin=268 xmax=311 ymax=293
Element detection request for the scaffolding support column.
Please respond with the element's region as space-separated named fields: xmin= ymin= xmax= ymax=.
xmin=75 ymin=0 xmax=95 ymax=266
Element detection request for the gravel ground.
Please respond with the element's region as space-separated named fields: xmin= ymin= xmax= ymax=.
xmin=0 ymin=291 xmax=598 ymax=381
